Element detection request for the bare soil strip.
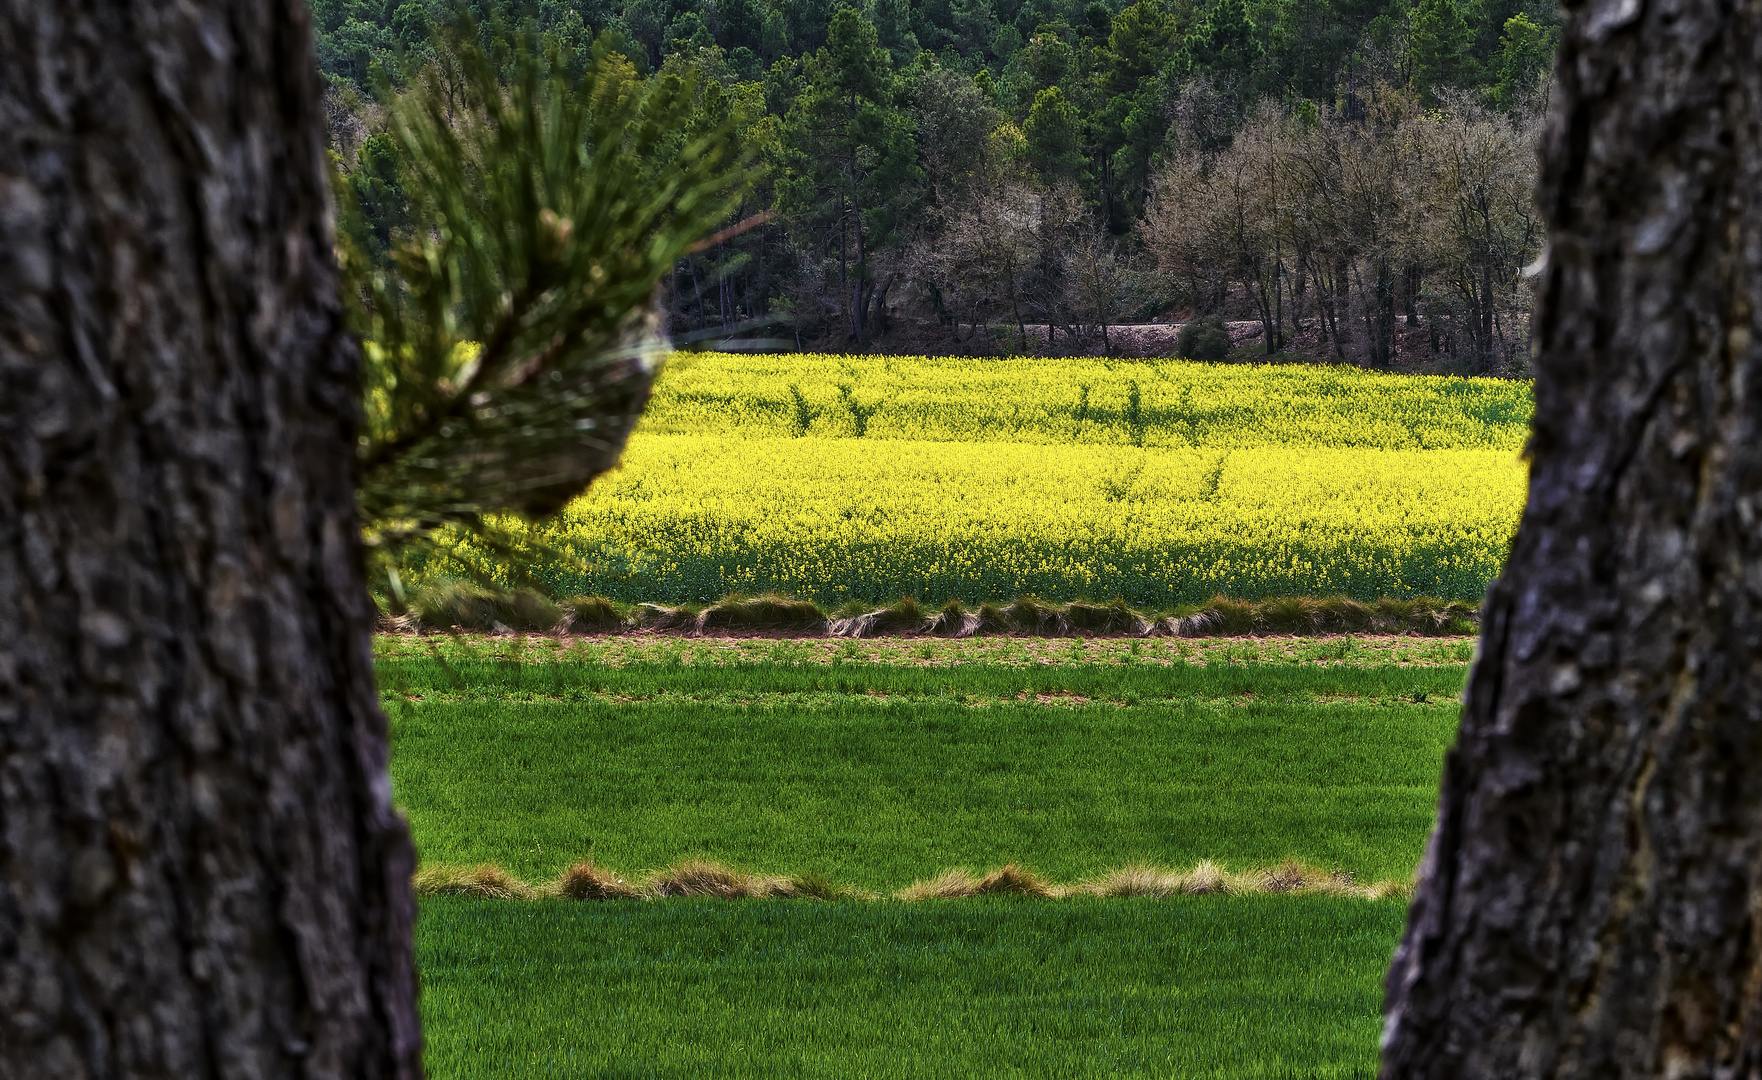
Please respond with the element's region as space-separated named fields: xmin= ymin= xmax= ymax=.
xmin=376 ymin=632 xmax=1477 ymax=668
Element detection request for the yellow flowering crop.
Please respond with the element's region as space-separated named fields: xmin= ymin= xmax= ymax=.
xmin=436 ymin=354 xmax=1531 ymax=605
xmin=640 ymin=352 xmax=1532 ymax=450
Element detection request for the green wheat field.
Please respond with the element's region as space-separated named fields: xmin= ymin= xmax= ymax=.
xmin=388 ymin=635 xmax=1467 ymax=1077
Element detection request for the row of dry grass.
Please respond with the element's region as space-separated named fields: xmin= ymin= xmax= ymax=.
xmin=414 ymin=858 xmax=1415 ymax=903
xmin=386 ymin=582 xmax=1478 ymax=639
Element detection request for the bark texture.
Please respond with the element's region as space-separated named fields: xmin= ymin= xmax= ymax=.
xmin=0 ymin=2 xmax=420 ymax=1078
xmin=1381 ymin=0 xmax=1762 ymax=1076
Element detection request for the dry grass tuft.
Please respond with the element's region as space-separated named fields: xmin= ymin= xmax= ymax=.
xmin=972 ymin=601 xmax=1011 ymax=634
xmin=1257 ymin=859 xmax=1313 ymax=893
xmin=1063 ymin=599 xmax=1147 ymax=636
xmin=1001 ymin=597 xmax=1069 ymax=636
xmin=384 ymin=588 xmax=1479 ymax=638
xmin=1078 ymin=863 xmax=1186 ymax=899
xmin=827 ymin=610 xmax=881 ymax=637
xmin=1160 ymin=609 xmax=1223 ymax=636
xmin=831 ymin=596 xmax=932 ymax=638
xmin=781 ymin=872 xmax=838 ymax=900
xmin=1075 ymin=859 xmax=1399 ymax=900
xmin=647 ymin=858 xmax=805 ymax=898
xmin=896 ymin=868 xmax=982 ymax=900
xmin=973 ymin=863 xmax=1056 ymax=897
xmin=401 ymin=582 xmax=562 ymax=634
xmin=926 ymin=599 xmax=983 ymax=637
xmin=633 ymin=602 xmax=698 ymax=631
xmin=698 ymin=594 xmax=826 ymax=633
xmin=650 ymin=858 xmax=765 ymax=898
xmin=557 ymin=596 xmax=627 ymax=634
xmin=410 ymin=859 xmax=1414 ymax=902
xmin=1371 ymin=597 xmax=1477 ymax=635
xmin=554 ymin=860 xmax=646 ymax=900
xmin=1067 ymin=860 xmax=1246 ymax=897
xmin=1157 ymin=594 xmax=1478 ymax=638
xmin=1364 ymin=878 xmax=1418 ymax=901
xmin=413 ymin=864 xmax=540 ymax=900
xmin=779 ymin=872 xmax=875 ymax=901
xmin=1179 ymin=859 xmax=1232 ymax=894
xmin=897 ymin=863 xmax=1055 ymax=899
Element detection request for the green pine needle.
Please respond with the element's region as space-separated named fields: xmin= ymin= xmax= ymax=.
xmin=337 ymin=25 xmax=750 ymax=588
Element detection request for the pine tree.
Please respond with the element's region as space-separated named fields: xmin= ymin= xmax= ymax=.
xmin=778 ymin=7 xmax=920 ymax=343
xmin=1490 ymin=12 xmax=1557 ymax=112
xmin=1024 ymin=85 xmax=1085 ymax=184
xmin=1409 ymin=0 xmax=1476 ymax=104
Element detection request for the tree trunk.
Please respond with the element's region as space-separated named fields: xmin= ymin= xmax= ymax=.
xmin=1293 ymin=253 xmax=1308 ymax=336
xmin=1332 ymin=254 xmax=1352 ymax=359
xmin=1373 ymin=256 xmax=1396 ymax=367
xmin=0 ymin=3 xmax=421 ymax=1078
xmin=1248 ymin=267 xmax=1277 ymax=357
xmin=867 ymin=271 xmax=899 ymax=338
xmin=1478 ymin=257 xmax=1496 ymax=375
xmin=1273 ymin=241 xmax=1284 ymax=353
xmin=1381 ymin=1 xmax=1762 ymax=1076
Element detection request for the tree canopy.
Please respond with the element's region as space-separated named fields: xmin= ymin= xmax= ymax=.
xmin=317 ymin=0 xmax=1559 ymax=368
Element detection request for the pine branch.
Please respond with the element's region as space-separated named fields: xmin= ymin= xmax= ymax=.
xmin=338 ymin=24 xmax=751 ymax=579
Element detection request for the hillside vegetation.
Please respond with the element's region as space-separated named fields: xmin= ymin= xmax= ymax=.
xmin=317 ymin=0 xmax=1556 ymax=370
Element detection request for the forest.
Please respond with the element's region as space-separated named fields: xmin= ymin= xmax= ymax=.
xmin=316 ymin=0 xmax=1557 ymax=373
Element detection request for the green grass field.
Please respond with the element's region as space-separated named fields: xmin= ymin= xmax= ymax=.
xmin=391 ymin=637 xmax=1463 ymax=1076
xmin=419 ymin=895 xmax=1405 ymax=1079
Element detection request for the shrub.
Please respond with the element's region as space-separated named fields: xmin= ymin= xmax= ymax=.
xmin=1177 ymin=314 xmax=1232 ymax=360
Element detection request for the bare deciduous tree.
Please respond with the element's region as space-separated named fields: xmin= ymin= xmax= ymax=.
xmin=1143 ymin=87 xmax=1540 ymax=372
xmin=1407 ymin=98 xmax=1543 ymax=374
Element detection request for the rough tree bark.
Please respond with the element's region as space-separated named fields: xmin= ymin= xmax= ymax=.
xmin=0 ymin=2 xmax=420 ymax=1078
xmin=1381 ymin=0 xmax=1762 ymax=1076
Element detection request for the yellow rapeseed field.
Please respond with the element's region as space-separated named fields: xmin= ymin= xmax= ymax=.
xmin=436 ymin=353 xmax=1532 ymax=606
xmin=640 ymin=352 xmax=1532 ymax=449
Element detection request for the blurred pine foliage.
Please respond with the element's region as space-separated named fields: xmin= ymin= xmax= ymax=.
xmin=335 ymin=22 xmax=749 ymax=594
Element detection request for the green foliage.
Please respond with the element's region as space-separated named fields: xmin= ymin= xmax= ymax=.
xmin=337 ymin=26 xmax=747 ymax=579
xmin=667 ymin=9 xmax=715 ymax=53
xmin=348 ymin=132 xmax=407 ymax=256
xmin=866 ymin=0 xmax=921 ymax=65
xmin=314 ymin=1 xmax=1560 ymax=350
xmin=1491 ymin=12 xmax=1557 ymax=112
xmin=1023 ymin=85 xmax=1085 ymax=183
xmin=1186 ymin=0 xmax=1263 ymax=79
xmin=1000 ymin=28 xmax=1079 ymax=113
xmin=1177 ymin=312 xmax=1232 ymax=360
xmin=1104 ymin=0 xmax=1178 ymax=96
xmin=906 ymin=65 xmax=999 ymax=204
xmin=776 ymin=7 xmax=920 ymax=341
xmin=1409 ymin=0 xmax=1477 ymax=104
